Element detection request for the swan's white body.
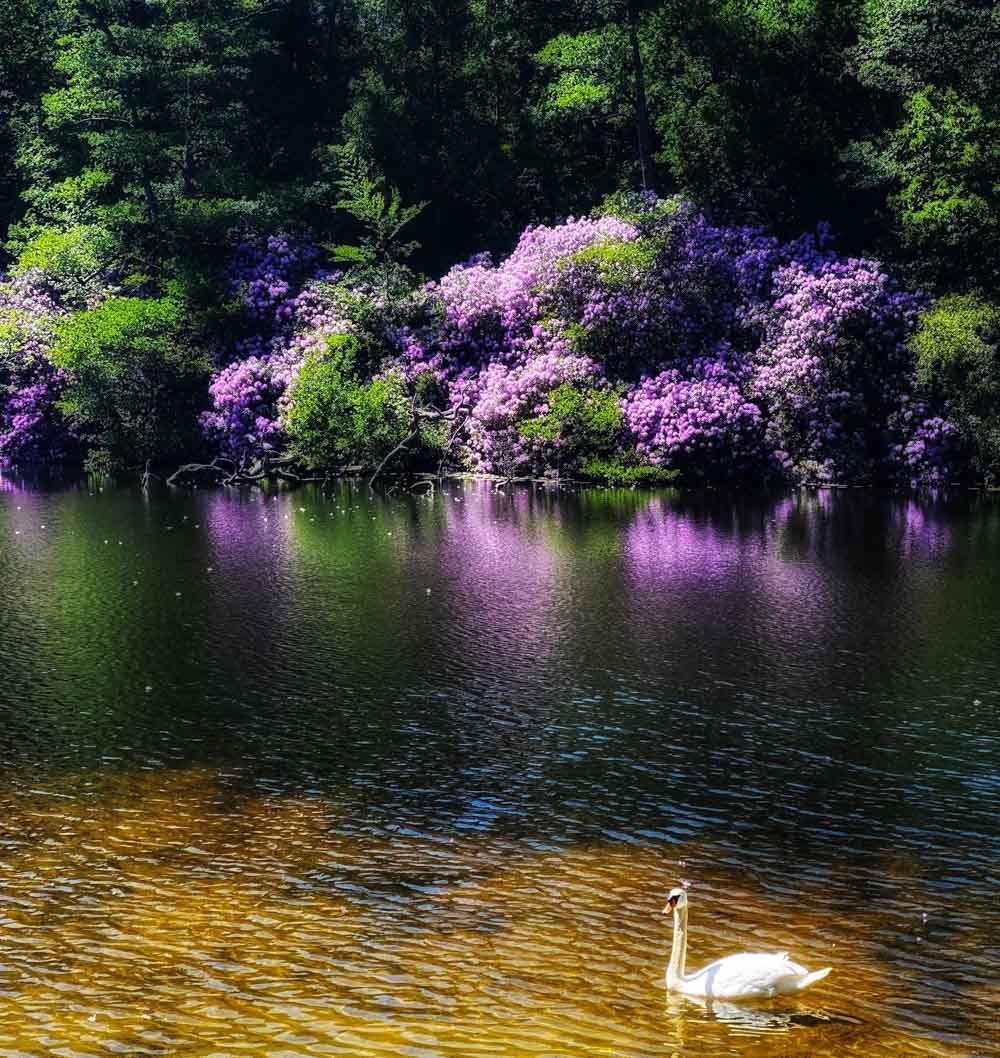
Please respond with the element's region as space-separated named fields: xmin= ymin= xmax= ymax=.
xmin=664 ymin=889 xmax=831 ymax=1000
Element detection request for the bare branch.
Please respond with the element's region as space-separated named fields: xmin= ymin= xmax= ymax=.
xmin=368 ymin=429 xmax=418 ymax=488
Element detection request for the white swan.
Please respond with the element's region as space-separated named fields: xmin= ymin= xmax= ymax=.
xmin=663 ymin=888 xmax=831 ymax=1000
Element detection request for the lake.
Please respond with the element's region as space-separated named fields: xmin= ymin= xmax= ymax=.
xmin=0 ymin=475 xmax=997 ymax=1057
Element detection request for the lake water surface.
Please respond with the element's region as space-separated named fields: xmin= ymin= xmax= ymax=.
xmin=0 ymin=476 xmax=997 ymax=1057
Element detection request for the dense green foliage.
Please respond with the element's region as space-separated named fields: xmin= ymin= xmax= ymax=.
xmin=0 ymin=0 xmax=994 ymax=281
xmin=283 ymin=335 xmax=413 ymax=470
xmin=517 ymin=381 xmax=627 ymax=475
xmin=50 ymin=295 xmax=207 ymax=470
xmin=0 ymin=0 xmax=998 ymax=482
xmin=911 ymin=294 xmax=1000 ymax=480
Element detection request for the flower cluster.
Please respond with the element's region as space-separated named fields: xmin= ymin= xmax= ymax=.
xmin=202 ymin=237 xmax=350 ymax=458
xmin=202 ymin=205 xmax=959 ymax=484
xmin=752 ymin=258 xmax=927 ymax=482
xmin=200 ymin=356 xmax=283 ymax=458
xmin=622 ymin=350 xmax=764 ymax=477
xmin=413 ymin=216 xmax=638 ymax=378
xmin=225 ymin=235 xmax=322 ymax=325
xmin=461 ymin=349 xmax=603 ymax=475
xmin=889 ymin=399 xmax=962 ymax=487
xmin=0 ymin=272 xmax=77 ymax=463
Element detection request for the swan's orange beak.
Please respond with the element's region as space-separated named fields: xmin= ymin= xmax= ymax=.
xmin=663 ymin=896 xmax=680 ymax=914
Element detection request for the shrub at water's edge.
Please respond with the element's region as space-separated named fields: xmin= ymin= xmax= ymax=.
xmin=49 ymin=296 xmax=209 ymax=474
xmin=910 ymin=294 xmax=1000 ymax=483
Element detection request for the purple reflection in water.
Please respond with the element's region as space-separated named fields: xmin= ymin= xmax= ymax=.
xmin=625 ymin=499 xmax=752 ymax=587
xmin=895 ymin=497 xmax=955 ymax=557
xmin=434 ymin=483 xmax=563 ymax=666
xmin=202 ymin=488 xmax=295 ymax=563
xmin=0 ymin=471 xmax=32 ymax=497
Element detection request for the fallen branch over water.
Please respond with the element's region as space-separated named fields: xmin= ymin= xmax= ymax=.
xmin=166 ymin=457 xmax=234 ymax=486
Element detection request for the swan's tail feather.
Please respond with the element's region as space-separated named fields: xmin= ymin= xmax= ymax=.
xmin=797 ymin=967 xmax=831 ymax=991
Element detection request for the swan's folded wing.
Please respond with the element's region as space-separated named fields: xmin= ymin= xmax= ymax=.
xmin=694 ymin=952 xmax=811 ymax=999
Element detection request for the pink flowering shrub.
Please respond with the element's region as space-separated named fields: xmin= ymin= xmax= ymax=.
xmin=224 ymin=235 xmax=322 ymax=323
xmin=889 ymin=400 xmax=963 ymax=487
xmin=200 ymin=357 xmax=284 ymax=458
xmin=462 ymin=350 xmax=604 ymax=475
xmin=411 ymin=216 xmax=638 ymax=379
xmin=202 ymin=236 xmax=352 ymax=460
xmin=751 ymin=258 xmax=928 ymax=482
xmin=0 ymin=272 xmax=78 ymax=463
xmin=623 ymin=351 xmax=765 ymax=478
xmin=194 ymin=204 xmax=961 ymax=485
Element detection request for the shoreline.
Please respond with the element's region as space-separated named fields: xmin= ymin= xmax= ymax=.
xmin=2 ymin=463 xmax=998 ymax=495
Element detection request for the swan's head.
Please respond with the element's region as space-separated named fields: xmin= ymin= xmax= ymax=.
xmin=662 ymin=887 xmax=687 ymax=914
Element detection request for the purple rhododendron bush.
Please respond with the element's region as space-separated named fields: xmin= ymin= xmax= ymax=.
xmin=0 ymin=272 xmax=78 ymax=464
xmin=0 ymin=199 xmax=966 ymax=486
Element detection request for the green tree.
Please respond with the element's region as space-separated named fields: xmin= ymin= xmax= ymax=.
xmin=536 ymin=1 xmax=656 ymax=192
xmin=282 ymin=334 xmax=413 ymax=471
xmin=325 ymin=146 xmax=428 ymax=297
xmin=846 ymin=0 xmax=1000 ymax=287
xmin=911 ymin=294 xmax=1000 ymax=481
xmin=891 ymin=89 xmax=1000 ymax=284
xmin=0 ymin=0 xmax=58 ymax=236
xmin=11 ymin=0 xmax=293 ymax=278
xmin=50 ymin=294 xmax=208 ymax=470
xmin=647 ymin=0 xmax=866 ymax=230
xmin=14 ymin=223 xmax=122 ymax=306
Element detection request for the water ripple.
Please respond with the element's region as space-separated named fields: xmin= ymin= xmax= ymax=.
xmin=0 ymin=479 xmax=997 ymax=1056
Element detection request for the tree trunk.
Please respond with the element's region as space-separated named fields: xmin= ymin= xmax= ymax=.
xmin=626 ymin=0 xmax=654 ymax=193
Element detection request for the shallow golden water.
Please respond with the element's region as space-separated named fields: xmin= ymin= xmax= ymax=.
xmin=0 ymin=768 xmax=993 ymax=1058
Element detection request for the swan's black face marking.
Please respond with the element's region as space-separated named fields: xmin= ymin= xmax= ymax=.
xmin=662 ymin=887 xmax=686 ymax=914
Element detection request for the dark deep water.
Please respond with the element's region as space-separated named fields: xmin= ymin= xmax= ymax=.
xmin=0 ymin=475 xmax=997 ymax=1057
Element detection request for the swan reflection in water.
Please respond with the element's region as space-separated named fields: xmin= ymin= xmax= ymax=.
xmin=665 ymin=993 xmax=837 ymax=1038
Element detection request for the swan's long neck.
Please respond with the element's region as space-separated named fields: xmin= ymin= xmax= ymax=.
xmin=667 ymin=905 xmax=688 ymax=987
